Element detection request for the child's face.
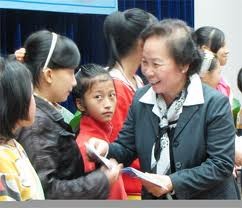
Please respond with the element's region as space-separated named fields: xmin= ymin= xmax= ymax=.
xmin=83 ymin=78 xmax=116 ymax=123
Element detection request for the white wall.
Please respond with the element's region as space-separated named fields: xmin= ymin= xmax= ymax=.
xmin=195 ymin=0 xmax=242 ymax=102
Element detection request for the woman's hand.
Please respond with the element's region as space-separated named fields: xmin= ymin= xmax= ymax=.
xmin=14 ymin=48 xmax=26 ymax=62
xmin=141 ymin=173 xmax=173 ymax=198
xmin=100 ymin=158 xmax=123 ymax=186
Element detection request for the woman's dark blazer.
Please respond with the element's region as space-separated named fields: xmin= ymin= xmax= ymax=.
xmin=108 ymin=84 xmax=240 ymax=199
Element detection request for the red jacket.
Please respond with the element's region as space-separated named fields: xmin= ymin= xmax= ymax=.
xmin=76 ymin=116 xmax=127 ymax=200
xmin=110 ymin=79 xmax=142 ymax=196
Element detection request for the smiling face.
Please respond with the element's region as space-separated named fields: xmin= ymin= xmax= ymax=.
xmin=141 ymin=35 xmax=188 ymax=102
xmin=81 ymin=76 xmax=116 ymax=123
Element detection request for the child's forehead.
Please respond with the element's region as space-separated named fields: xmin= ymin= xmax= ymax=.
xmin=87 ymin=80 xmax=115 ymax=95
xmin=88 ymin=75 xmax=113 ymax=89
xmin=91 ymin=74 xmax=112 ymax=83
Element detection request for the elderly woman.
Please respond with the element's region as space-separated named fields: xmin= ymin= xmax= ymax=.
xmin=89 ymin=19 xmax=240 ymax=199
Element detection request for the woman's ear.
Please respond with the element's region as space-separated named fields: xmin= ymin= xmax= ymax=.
xmin=75 ymin=98 xmax=86 ymax=112
xmin=42 ymin=67 xmax=53 ymax=84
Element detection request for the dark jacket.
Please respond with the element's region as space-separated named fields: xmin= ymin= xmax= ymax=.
xmin=108 ymin=84 xmax=240 ymax=199
xmin=17 ymin=96 xmax=109 ymax=199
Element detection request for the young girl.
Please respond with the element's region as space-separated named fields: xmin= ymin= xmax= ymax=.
xmin=15 ymin=30 xmax=121 ymax=199
xmin=0 ymin=58 xmax=44 ymax=201
xmin=193 ymin=26 xmax=232 ymax=103
xmin=72 ymin=63 xmax=127 ymax=200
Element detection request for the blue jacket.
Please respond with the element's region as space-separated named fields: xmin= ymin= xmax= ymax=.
xmin=108 ymin=83 xmax=240 ymax=199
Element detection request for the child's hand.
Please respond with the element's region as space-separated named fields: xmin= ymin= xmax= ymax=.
xmin=14 ymin=48 xmax=26 ymax=62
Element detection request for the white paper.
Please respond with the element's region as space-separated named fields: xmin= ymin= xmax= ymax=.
xmin=85 ymin=143 xmax=112 ymax=169
xmin=122 ymin=167 xmax=168 ymax=190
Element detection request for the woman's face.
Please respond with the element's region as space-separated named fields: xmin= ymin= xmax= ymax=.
xmin=141 ymin=35 xmax=188 ymax=99
xmin=49 ymin=68 xmax=77 ymax=103
xmin=216 ymin=43 xmax=229 ymax=66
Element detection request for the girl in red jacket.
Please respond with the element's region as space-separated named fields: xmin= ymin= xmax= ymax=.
xmin=72 ymin=64 xmax=127 ymax=200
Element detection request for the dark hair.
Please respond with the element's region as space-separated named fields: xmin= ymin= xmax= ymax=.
xmin=192 ymin=26 xmax=225 ymax=53
xmin=0 ymin=58 xmax=33 ymax=139
xmin=103 ymin=8 xmax=158 ymax=69
xmin=208 ymin=58 xmax=218 ymax=72
xmin=237 ymin=68 xmax=242 ymax=93
xmin=141 ymin=19 xmax=202 ymax=76
xmin=72 ymin=64 xmax=112 ymax=101
xmin=23 ymin=30 xmax=80 ymax=87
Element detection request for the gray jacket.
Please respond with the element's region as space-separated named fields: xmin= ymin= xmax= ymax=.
xmin=17 ymin=96 xmax=109 ymax=199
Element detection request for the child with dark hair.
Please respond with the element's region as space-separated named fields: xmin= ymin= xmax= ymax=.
xmin=15 ymin=30 xmax=121 ymax=199
xmin=0 ymin=58 xmax=44 ymax=201
xmin=72 ymin=63 xmax=127 ymax=200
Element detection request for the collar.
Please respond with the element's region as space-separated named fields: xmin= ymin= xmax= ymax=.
xmin=34 ymin=95 xmax=63 ymax=122
xmin=79 ymin=116 xmax=112 ymax=142
xmin=110 ymin=68 xmax=144 ymax=91
xmin=183 ymin=74 xmax=204 ymax=106
xmin=35 ymin=95 xmax=74 ymax=133
xmin=139 ymin=74 xmax=204 ymax=108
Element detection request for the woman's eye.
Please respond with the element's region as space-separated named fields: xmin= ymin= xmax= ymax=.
xmin=153 ymin=63 xmax=160 ymax=67
xmin=141 ymin=60 xmax=148 ymax=65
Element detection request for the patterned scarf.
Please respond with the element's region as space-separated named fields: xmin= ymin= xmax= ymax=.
xmin=151 ymin=89 xmax=186 ymax=174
